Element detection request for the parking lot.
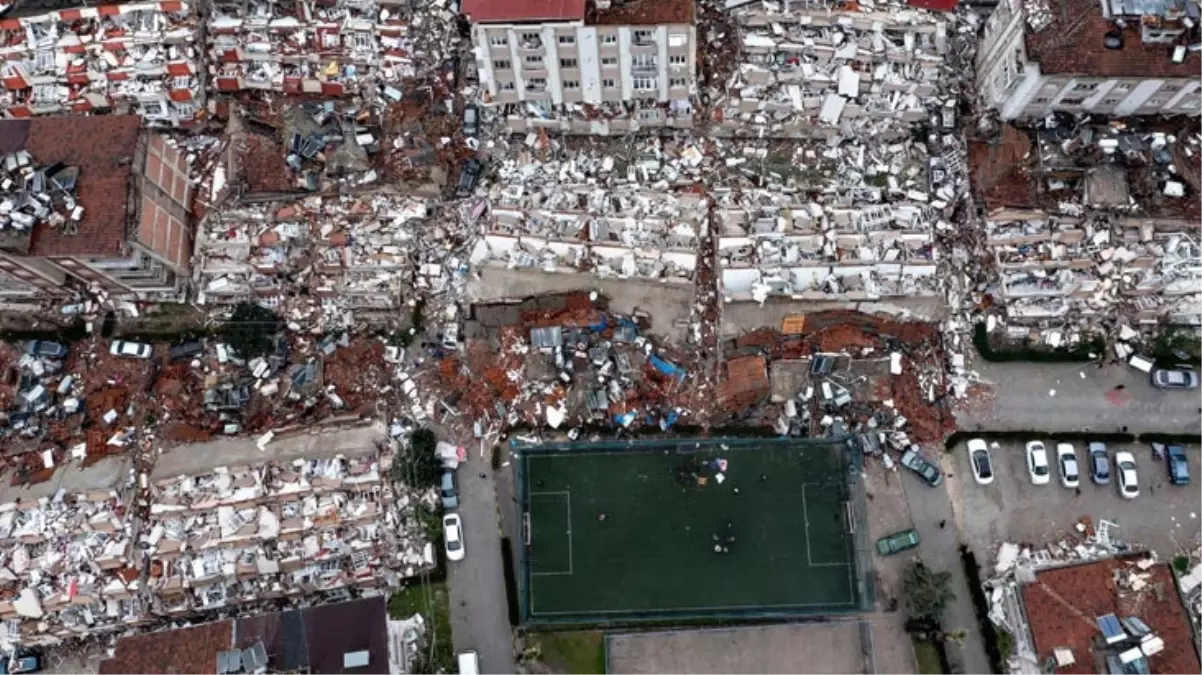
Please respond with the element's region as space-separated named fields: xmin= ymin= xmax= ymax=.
xmin=949 ymin=441 xmax=1202 ymax=569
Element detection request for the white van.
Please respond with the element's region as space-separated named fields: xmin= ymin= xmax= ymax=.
xmin=457 ymin=651 xmax=479 ymax=675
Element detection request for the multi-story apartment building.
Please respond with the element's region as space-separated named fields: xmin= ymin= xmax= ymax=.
xmin=0 ymin=115 xmax=194 ymax=308
xmin=464 ymin=0 xmax=697 ymax=133
xmin=0 ymin=0 xmax=201 ymax=126
xmin=976 ymin=0 xmax=1201 ymax=119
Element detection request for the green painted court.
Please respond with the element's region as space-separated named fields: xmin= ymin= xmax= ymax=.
xmin=518 ymin=439 xmax=865 ymax=624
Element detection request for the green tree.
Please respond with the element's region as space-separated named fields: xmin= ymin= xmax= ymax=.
xmin=902 ymin=562 xmax=955 ymax=624
xmin=219 ymin=302 xmax=281 ymax=359
xmin=402 ymin=428 xmax=442 ymax=489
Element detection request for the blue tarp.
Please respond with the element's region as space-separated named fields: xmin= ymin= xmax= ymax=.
xmin=649 ymin=354 xmax=686 ymax=380
xmin=586 ymin=314 xmax=609 ymax=333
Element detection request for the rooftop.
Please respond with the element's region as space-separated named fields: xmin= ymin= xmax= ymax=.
xmin=1022 ymin=557 xmax=1201 ymax=675
xmin=0 ymin=116 xmax=142 ymax=258
xmin=461 ymin=0 xmax=585 ymax=23
xmin=588 ymin=0 xmax=694 ymax=25
xmin=1024 ymin=0 xmax=1201 ymax=78
xmin=0 ymin=0 xmax=114 ymax=19
xmin=98 ymin=597 xmax=389 ymax=674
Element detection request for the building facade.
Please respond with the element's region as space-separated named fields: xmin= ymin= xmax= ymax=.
xmin=465 ymin=0 xmax=697 ymax=133
xmin=976 ymin=0 xmax=1201 ymax=119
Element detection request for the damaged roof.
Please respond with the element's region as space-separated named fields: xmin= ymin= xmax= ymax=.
xmin=0 ymin=116 xmax=142 ymax=257
xmin=1022 ymin=557 xmax=1201 ymax=675
xmin=588 ymin=0 xmax=694 ymax=25
xmin=1024 ymin=0 xmax=1201 ymax=78
xmin=99 ymin=597 xmax=389 ymax=674
xmin=461 ymin=0 xmax=585 ymax=23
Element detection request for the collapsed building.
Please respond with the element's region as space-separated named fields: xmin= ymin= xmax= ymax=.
xmin=713 ymin=0 xmax=951 ymax=139
xmin=0 ymin=115 xmax=195 ymax=309
xmin=971 ymin=121 xmax=1202 ymax=332
xmin=465 ymin=0 xmax=699 ymax=133
xmin=975 ymin=0 xmax=1201 ymax=120
xmin=0 ymin=0 xmax=201 ymax=126
xmin=0 ymin=422 xmax=435 ymax=648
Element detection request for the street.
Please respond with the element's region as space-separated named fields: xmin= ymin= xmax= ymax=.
xmin=445 ymin=447 xmax=516 ymax=675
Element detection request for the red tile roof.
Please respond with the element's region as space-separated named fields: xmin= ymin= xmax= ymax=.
xmin=589 ymin=0 xmax=693 ymax=25
xmin=461 ymin=0 xmax=584 ymax=23
xmin=98 ymin=620 xmax=233 ymax=674
xmin=1024 ymin=0 xmax=1200 ymax=78
xmin=1 ymin=115 xmax=143 ymax=258
xmin=1022 ymin=557 xmax=1201 ymax=675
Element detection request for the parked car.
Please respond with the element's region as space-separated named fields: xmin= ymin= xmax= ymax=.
xmin=967 ymin=438 xmax=994 ymax=485
xmin=1089 ymin=442 xmax=1111 ymax=484
xmin=109 ymin=340 xmax=153 ymax=359
xmin=439 ymin=470 xmax=459 ymax=510
xmin=1115 ymin=451 xmax=1139 ymax=499
xmin=875 ymin=529 xmax=920 ymax=556
xmin=1166 ymin=445 xmax=1190 ymax=486
xmin=1026 ymin=441 xmax=1051 ymax=485
xmin=1151 ymin=368 xmax=1199 ymax=390
xmin=443 ymin=513 xmax=465 ymax=562
xmin=463 ymin=105 xmax=479 ymax=137
xmin=0 ymin=651 xmax=41 ymax=675
xmin=168 ymin=340 xmax=204 ymax=362
xmin=900 ymin=447 xmax=942 ymax=487
xmin=455 ymin=157 xmax=484 ymax=198
xmin=23 ymin=341 xmax=66 ymax=359
xmin=1056 ymin=443 xmax=1080 ymax=488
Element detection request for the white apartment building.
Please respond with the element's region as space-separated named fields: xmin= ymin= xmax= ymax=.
xmin=464 ymin=0 xmax=697 ymax=132
xmin=976 ymin=0 xmax=1201 ymax=119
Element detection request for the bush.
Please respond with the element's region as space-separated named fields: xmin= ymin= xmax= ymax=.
xmin=218 ymin=302 xmax=281 ymax=359
xmin=902 ymin=562 xmax=955 ymax=623
xmin=1173 ymin=555 xmax=1191 ymax=574
xmin=401 ymin=428 xmax=442 ymax=489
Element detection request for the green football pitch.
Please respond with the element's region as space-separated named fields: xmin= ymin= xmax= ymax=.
xmin=519 ymin=440 xmax=861 ymax=622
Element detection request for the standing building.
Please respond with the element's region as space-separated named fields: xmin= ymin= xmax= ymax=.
xmin=976 ymin=0 xmax=1201 ymax=119
xmin=464 ymin=0 xmax=697 ymax=133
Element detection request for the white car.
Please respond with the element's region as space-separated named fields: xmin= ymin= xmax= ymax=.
xmin=1026 ymin=441 xmax=1051 ymax=485
xmin=443 ymin=513 xmax=465 ymax=561
xmin=1115 ymin=451 xmax=1139 ymax=499
xmin=967 ymin=438 xmax=994 ymax=485
xmin=109 ymin=340 xmax=153 ymax=359
xmin=1056 ymin=443 xmax=1080 ymax=488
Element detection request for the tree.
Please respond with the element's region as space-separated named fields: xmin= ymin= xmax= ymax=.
xmin=402 ymin=428 xmax=442 ymax=489
xmin=902 ymin=562 xmax=955 ymax=624
xmin=219 ymin=302 xmax=281 ymax=359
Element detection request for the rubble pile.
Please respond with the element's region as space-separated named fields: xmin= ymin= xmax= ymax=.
xmin=712 ymin=0 xmax=950 ymax=139
xmin=973 ymin=120 xmax=1202 ymax=343
xmin=0 ymin=1 xmax=200 ymax=125
xmin=0 ymin=152 xmax=82 ymax=236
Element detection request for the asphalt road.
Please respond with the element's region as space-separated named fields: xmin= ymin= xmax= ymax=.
xmin=443 ymin=441 xmax=516 ymax=674
xmin=957 ymin=360 xmax=1201 ymax=434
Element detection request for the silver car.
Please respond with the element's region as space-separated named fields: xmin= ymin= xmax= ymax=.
xmin=1151 ymin=368 xmax=1199 ymax=390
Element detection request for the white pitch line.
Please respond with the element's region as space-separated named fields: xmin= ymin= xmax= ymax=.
xmin=801 ymin=484 xmax=851 ymax=568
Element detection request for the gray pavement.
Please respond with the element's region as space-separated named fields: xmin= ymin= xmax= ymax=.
xmin=445 ymin=444 xmax=516 ymax=675
xmin=948 ymin=440 xmax=1202 ymax=570
xmin=957 ymin=360 xmax=1202 ymax=435
xmin=900 ymin=465 xmax=991 ymax=675
xmin=605 ymin=619 xmax=910 ymax=674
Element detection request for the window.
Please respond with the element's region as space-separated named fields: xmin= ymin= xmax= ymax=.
xmin=1032 ymin=97 xmax=1050 ymax=103
xmin=668 ymin=33 xmax=687 ymax=47
xmin=562 ymin=80 xmax=579 ymax=90
xmin=500 ymin=81 xmax=515 ymax=91
xmin=632 ymin=77 xmax=657 ymax=91
xmin=1072 ymin=82 xmax=1097 ymax=91
xmin=520 ymin=32 xmax=539 ymax=42
xmin=601 ymin=56 xmax=618 ymax=67
xmin=524 ymin=55 xmax=544 ymax=67
xmin=602 ymin=78 xmax=615 ymax=88
xmin=632 ymin=53 xmax=657 ymax=69
xmin=557 ymin=34 xmax=575 ymax=44
xmin=173 ymin=101 xmax=196 ymax=118
xmin=669 ymin=78 xmax=687 ymax=87
xmin=1101 ymin=97 xmax=1122 ymax=106
xmin=528 ymin=77 xmax=547 ymax=90
xmin=601 ymin=34 xmax=617 ymax=45
xmin=669 ymin=54 xmax=687 ymax=65
xmin=34 ymin=50 xmax=54 ymax=72
xmin=1179 ymin=98 xmax=1200 ymax=110
xmin=172 ymin=76 xmax=191 ymax=89
xmin=633 ymin=29 xmax=652 ymax=44
xmin=1158 ymin=83 xmax=1181 ymax=93
xmin=489 ymin=35 xmax=508 ymax=47
xmin=493 ymin=59 xmax=511 ymax=70
xmin=32 ymin=83 xmax=56 ymax=102
xmin=1145 ymin=98 xmax=1169 ymax=107
xmin=559 ymin=58 xmax=577 ymax=69
xmin=1059 ymin=97 xmax=1083 ymax=106
xmin=637 ymin=108 xmax=660 ymax=120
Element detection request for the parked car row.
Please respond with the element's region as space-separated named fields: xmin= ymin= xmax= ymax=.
xmin=968 ymin=439 xmax=1190 ymax=498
